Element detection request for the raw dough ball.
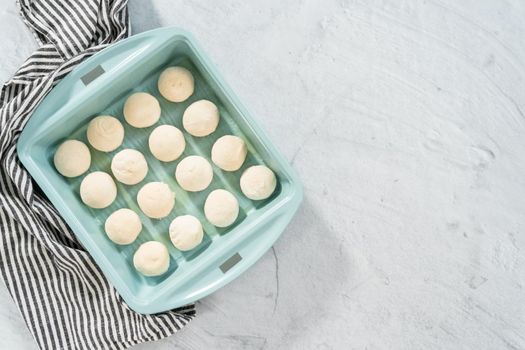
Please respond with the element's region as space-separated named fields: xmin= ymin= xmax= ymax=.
xmin=123 ymin=92 xmax=161 ymax=128
xmin=80 ymin=171 xmax=117 ymax=209
xmin=175 ymin=155 xmax=213 ymax=192
xmin=133 ymin=241 xmax=170 ymax=277
xmin=240 ymin=165 xmax=277 ymax=200
xmin=111 ymin=149 xmax=148 ymax=185
xmin=54 ymin=140 xmax=91 ymax=177
xmin=157 ymin=66 xmax=194 ymax=102
xmin=204 ymin=189 xmax=239 ymax=227
xmin=148 ymin=125 xmax=186 ymax=162
xmin=86 ymin=115 xmax=124 ymax=152
xmin=137 ymin=182 xmax=175 ymax=219
xmin=182 ymin=100 xmax=220 ymax=137
xmin=169 ymin=215 xmax=204 ymax=251
xmin=211 ymin=135 xmax=247 ymax=171
xmin=105 ymin=208 xmax=142 ymax=245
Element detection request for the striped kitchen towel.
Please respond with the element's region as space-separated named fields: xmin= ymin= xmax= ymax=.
xmin=0 ymin=0 xmax=195 ymax=349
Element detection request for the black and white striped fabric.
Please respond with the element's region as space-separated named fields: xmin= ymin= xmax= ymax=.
xmin=0 ymin=0 xmax=195 ymax=349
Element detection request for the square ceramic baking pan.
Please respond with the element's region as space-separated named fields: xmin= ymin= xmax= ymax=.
xmin=17 ymin=27 xmax=302 ymax=314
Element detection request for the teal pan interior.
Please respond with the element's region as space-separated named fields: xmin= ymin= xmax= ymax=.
xmin=17 ymin=27 xmax=303 ymax=314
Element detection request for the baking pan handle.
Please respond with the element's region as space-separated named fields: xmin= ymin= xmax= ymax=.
xmin=143 ymin=201 xmax=301 ymax=314
xmin=25 ymin=28 xmax=189 ymax=128
xmin=61 ymin=28 xmax=187 ymax=96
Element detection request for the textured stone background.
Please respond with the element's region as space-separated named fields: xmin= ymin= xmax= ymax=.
xmin=1 ymin=0 xmax=525 ymax=349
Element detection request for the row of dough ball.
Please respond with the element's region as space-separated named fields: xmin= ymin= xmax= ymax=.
xmin=78 ymin=156 xmax=276 ymax=214
xmin=132 ymin=188 xmax=240 ymax=276
xmin=107 ymin=189 xmax=239 ymax=277
xmin=55 ymin=130 xmax=248 ymax=176
xmin=132 ymin=189 xmax=239 ymax=276
xmin=101 ymin=186 xmax=239 ymax=244
xmin=87 ymin=65 xmax=217 ymax=154
xmin=85 ymin=96 xmax=218 ymax=155
xmin=85 ymin=115 xmax=244 ymax=173
xmin=54 ymin=65 xmax=219 ymax=178
xmin=54 ymin=101 xmax=218 ymax=179
xmin=106 ymin=208 xmax=203 ymax=250
xmin=57 ymin=131 xmax=276 ymax=200
xmin=57 ymin=129 xmax=246 ymax=177
xmin=89 ymin=65 xmax=210 ymax=129
xmin=123 ymin=94 xmax=220 ymax=136
xmin=126 ymin=215 xmax=203 ymax=277
xmin=81 ymin=170 xmax=273 ymax=277
xmin=158 ymin=66 xmax=222 ymax=137
xmin=135 ymin=183 xmax=242 ymax=227
xmin=121 ymin=65 xmax=198 ymax=132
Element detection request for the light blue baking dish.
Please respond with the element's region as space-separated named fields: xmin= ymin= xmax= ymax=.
xmin=16 ymin=27 xmax=302 ymax=314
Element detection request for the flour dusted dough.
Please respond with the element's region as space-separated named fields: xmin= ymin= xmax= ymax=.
xmin=133 ymin=241 xmax=170 ymax=277
xmin=111 ymin=148 xmax=148 ymax=185
xmin=137 ymin=182 xmax=175 ymax=219
xmin=158 ymin=66 xmax=194 ymax=102
xmin=175 ymin=155 xmax=213 ymax=192
xmin=86 ymin=115 xmax=124 ymax=152
xmin=54 ymin=140 xmax=91 ymax=177
xmin=169 ymin=215 xmax=204 ymax=251
xmin=148 ymin=125 xmax=186 ymax=162
xmin=240 ymin=165 xmax=277 ymax=200
xmin=105 ymin=208 xmax=142 ymax=245
xmin=204 ymin=189 xmax=239 ymax=227
xmin=211 ymin=135 xmax=247 ymax=171
xmin=123 ymin=92 xmax=161 ymax=128
xmin=182 ymin=100 xmax=220 ymax=137
xmin=80 ymin=171 xmax=117 ymax=209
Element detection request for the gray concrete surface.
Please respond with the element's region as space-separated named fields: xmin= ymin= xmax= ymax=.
xmin=1 ymin=0 xmax=525 ymax=349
